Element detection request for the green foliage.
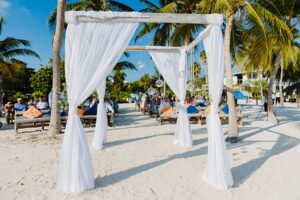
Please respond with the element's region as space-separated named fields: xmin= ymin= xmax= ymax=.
xmin=12 ymin=91 xmax=27 ymax=102
xmin=0 ymin=16 xmax=39 ymax=103
xmin=30 ymin=67 xmax=52 ymax=96
xmin=116 ymin=91 xmax=130 ymax=102
xmin=1 ymin=62 xmax=35 ymax=94
xmin=60 ymin=83 xmax=68 ymax=112
xmin=243 ymin=80 xmax=268 ymax=100
xmin=31 ymin=91 xmax=45 ymax=100
xmin=139 ymin=74 xmax=156 ymax=92
xmin=30 ymin=61 xmax=65 ymax=97
xmin=124 ymin=81 xmax=143 ymax=94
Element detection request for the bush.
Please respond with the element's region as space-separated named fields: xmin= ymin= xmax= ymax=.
xmin=31 ymin=91 xmax=45 ymax=100
xmin=12 ymin=92 xmax=27 ymax=102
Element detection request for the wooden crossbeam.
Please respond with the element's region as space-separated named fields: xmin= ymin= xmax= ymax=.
xmin=186 ymin=25 xmax=211 ymax=51
xmin=125 ymin=46 xmax=182 ymax=52
xmin=75 ymin=13 xmax=223 ymax=25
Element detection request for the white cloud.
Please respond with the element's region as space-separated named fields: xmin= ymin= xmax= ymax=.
xmin=0 ymin=0 xmax=10 ymax=14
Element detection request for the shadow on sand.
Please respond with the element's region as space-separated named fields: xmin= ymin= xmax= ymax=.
xmin=94 ymin=118 xmax=300 ymax=189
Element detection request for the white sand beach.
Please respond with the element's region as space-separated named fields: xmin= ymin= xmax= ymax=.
xmin=1 ymin=101 xmax=300 ymax=200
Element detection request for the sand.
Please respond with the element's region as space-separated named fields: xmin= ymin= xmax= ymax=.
xmin=0 ymin=100 xmax=300 ymax=200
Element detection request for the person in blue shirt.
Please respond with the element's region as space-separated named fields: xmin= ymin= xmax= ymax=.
xmin=14 ymin=98 xmax=26 ymax=111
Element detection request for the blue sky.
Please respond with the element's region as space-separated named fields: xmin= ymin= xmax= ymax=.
xmin=0 ymin=0 xmax=204 ymax=81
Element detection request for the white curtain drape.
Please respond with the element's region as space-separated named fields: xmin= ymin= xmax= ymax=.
xmin=202 ymin=25 xmax=233 ymax=189
xmin=92 ymin=80 xmax=107 ymax=150
xmin=60 ymin=11 xmax=140 ymax=193
xmin=150 ymin=50 xmax=193 ymax=146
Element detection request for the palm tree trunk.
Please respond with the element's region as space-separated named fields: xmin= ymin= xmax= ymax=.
xmin=48 ymin=0 xmax=66 ymax=136
xmin=225 ymin=14 xmax=238 ymax=141
xmin=0 ymin=75 xmax=3 ymax=116
xmin=279 ymin=66 xmax=284 ymax=106
xmin=258 ymin=72 xmax=264 ymax=103
xmin=267 ymin=51 xmax=282 ymax=124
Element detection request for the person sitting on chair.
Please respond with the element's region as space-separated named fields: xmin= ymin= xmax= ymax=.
xmin=5 ymin=98 xmax=14 ymax=124
xmin=105 ymin=98 xmax=115 ymax=127
xmin=36 ymin=96 xmax=49 ymax=110
xmin=14 ymin=98 xmax=26 ymax=112
xmin=87 ymin=98 xmax=98 ymax=115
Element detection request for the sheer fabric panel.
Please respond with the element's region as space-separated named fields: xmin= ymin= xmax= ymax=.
xmin=202 ymin=25 xmax=233 ymax=189
xmin=150 ymin=50 xmax=192 ymax=146
xmin=92 ymin=81 xmax=107 ymax=150
xmin=60 ymin=11 xmax=140 ymax=192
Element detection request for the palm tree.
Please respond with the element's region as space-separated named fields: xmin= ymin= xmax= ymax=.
xmin=197 ymin=0 xmax=292 ymax=140
xmin=48 ymin=0 xmax=66 ymax=136
xmin=259 ymin=0 xmax=300 ymax=107
xmin=139 ymin=74 xmax=155 ymax=92
xmin=234 ymin=1 xmax=297 ymax=123
xmin=137 ymin=0 xmax=201 ymax=46
xmin=0 ymin=16 xmax=39 ymax=109
xmin=113 ymin=60 xmax=137 ymax=72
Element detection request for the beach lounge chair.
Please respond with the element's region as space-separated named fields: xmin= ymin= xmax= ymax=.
xmin=219 ymin=112 xmax=243 ymax=126
xmin=15 ymin=116 xmax=68 ymax=133
xmin=187 ymin=112 xmax=203 ymax=124
xmin=159 ymin=112 xmax=177 ymax=125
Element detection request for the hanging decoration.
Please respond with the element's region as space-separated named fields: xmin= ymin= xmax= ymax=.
xmin=155 ymin=79 xmax=163 ymax=88
xmin=147 ymin=86 xmax=157 ymax=95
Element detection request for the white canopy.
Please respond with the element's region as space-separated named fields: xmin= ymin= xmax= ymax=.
xmin=62 ymin=11 xmax=232 ymax=193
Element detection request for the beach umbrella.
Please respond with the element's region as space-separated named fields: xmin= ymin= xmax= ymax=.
xmin=233 ymin=91 xmax=246 ymax=100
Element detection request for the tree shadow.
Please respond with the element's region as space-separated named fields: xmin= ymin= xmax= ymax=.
xmin=232 ymin=133 xmax=300 ymax=187
xmin=105 ymin=132 xmax=173 ymax=148
xmin=95 ymin=145 xmax=208 ymax=188
xmin=93 ymin=119 xmax=300 ymax=189
xmin=102 ymin=127 xmax=208 ymax=149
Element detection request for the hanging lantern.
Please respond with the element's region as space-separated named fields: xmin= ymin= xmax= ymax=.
xmin=147 ymin=86 xmax=157 ymax=95
xmin=137 ymin=61 xmax=145 ymax=69
xmin=155 ymin=79 xmax=163 ymax=88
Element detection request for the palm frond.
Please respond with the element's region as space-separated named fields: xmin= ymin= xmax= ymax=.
xmin=108 ymin=0 xmax=135 ymax=11
xmin=135 ymin=23 xmax=160 ymax=42
xmin=197 ymin=0 xmax=231 ymax=15
xmin=171 ymin=24 xmax=202 ymax=46
xmin=48 ymin=2 xmax=83 ymax=32
xmin=114 ymin=61 xmax=137 ymax=71
xmin=1 ymin=49 xmax=40 ymax=59
xmin=0 ymin=16 xmax=5 ymax=35
xmin=158 ymin=2 xmax=178 ymax=13
xmin=0 ymin=60 xmax=13 ymax=77
xmin=139 ymin=0 xmax=159 ymax=9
